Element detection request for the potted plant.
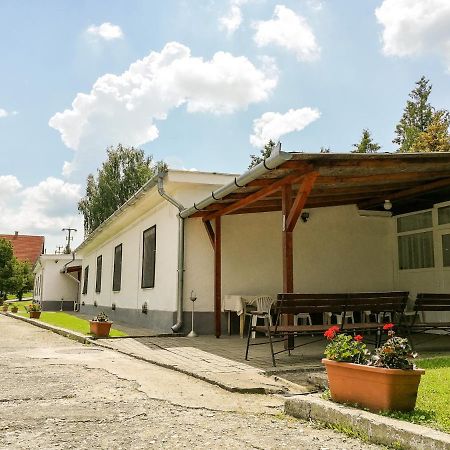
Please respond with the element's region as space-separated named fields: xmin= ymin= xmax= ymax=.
xmin=2 ymin=304 xmax=9 ymax=312
xmin=27 ymin=303 xmax=42 ymax=319
xmin=322 ymin=324 xmax=425 ymax=412
xmin=89 ymin=312 xmax=112 ymax=337
xmin=11 ymin=305 xmax=18 ymax=313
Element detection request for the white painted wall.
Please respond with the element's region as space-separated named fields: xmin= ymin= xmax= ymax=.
xmin=34 ymin=256 xmax=80 ymax=303
xmin=184 ymin=205 xmax=395 ymax=312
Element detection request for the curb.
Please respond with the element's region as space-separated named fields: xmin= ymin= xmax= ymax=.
xmin=285 ymin=394 xmax=450 ymax=450
xmin=2 ymin=312 xmax=92 ymax=344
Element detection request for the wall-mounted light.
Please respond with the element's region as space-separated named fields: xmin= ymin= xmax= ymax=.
xmin=384 ymin=199 xmax=392 ymax=211
xmin=301 ymin=212 xmax=310 ymax=223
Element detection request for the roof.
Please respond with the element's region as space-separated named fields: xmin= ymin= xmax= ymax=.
xmin=75 ymin=169 xmax=236 ymax=254
xmin=0 ymin=233 xmax=44 ymax=265
xmin=180 ymin=149 xmax=450 ymax=219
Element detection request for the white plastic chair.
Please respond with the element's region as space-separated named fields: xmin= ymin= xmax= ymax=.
xmin=334 ymin=311 xmax=354 ymax=325
xmin=251 ymin=296 xmax=274 ymax=338
xmin=294 ymin=313 xmax=312 ymax=326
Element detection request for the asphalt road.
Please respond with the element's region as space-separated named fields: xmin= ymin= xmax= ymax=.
xmin=0 ymin=315 xmax=380 ymax=449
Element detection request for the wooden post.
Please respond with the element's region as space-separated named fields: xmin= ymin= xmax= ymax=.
xmin=282 ymin=184 xmax=294 ymax=349
xmin=214 ymin=216 xmax=222 ymax=338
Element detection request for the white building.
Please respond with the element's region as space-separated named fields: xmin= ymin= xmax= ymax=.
xmin=75 ymin=150 xmax=450 ymax=334
xmin=34 ymin=254 xmax=82 ymax=311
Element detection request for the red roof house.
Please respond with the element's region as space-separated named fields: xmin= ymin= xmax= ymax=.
xmin=0 ymin=232 xmax=45 ymax=265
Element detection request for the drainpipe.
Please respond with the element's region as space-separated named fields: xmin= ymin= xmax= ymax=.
xmin=157 ymin=173 xmax=185 ymax=333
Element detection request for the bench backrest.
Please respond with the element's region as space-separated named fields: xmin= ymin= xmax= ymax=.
xmin=275 ymin=292 xmax=408 ymax=316
xmin=415 ymin=293 xmax=450 ymax=311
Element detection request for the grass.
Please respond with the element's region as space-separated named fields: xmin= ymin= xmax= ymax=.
xmin=381 ymin=356 xmax=450 ymax=433
xmin=6 ymin=292 xmax=32 ymax=300
xmin=6 ymin=302 xmax=126 ymax=337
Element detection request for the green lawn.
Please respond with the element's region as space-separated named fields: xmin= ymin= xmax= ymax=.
xmin=6 ymin=292 xmax=33 ymax=300
xmin=6 ymin=303 xmax=126 ymax=337
xmin=382 ymin=357 xmax=450 ymax=433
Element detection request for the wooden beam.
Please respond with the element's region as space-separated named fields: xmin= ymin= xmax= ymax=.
xmin=214 ymin=216 xmax=221 ymax=338
xmin=202 ymin=172 xmax=311 ymax=221
xmin=203 ymin=220 xmax=215 ymax=249
xmin=285 ymin=172 xmax=318 ymax=232
xmin=358 ymin=177 xmax=450 ymax=209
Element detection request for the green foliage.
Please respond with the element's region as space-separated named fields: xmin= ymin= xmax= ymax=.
xmin=319 ymin=146 xmax=331 ymax=153
xmin=372 ymin=331 xmax=414 ymax=369
xmin=78 ymin=144 xmax=164 ymax=235
xmin=92 ymin=311 xmax=109 ymax=322
xmin=324 ymin=332 xmax=369 ymax=364
xmin=0 ymin=238 xmax=15 ymax=299
xmin=9 ymin=260 xmax=34 ymax=300
xmin=394 ymin=76 xmax=450 ymax=153
xmin=352 ymin=129 xmax=380 ymax=153
xmin=26 ymin=303 xmax=41 ymax=312
xmin=248 ymin=140 xmax=276 ymax=169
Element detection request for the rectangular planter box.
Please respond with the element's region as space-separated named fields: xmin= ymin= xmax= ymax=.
xmin=322 ymin=358 xmax=425 ymax=412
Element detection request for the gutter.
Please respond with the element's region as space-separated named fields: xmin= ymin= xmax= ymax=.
xmin=179 ymin=143 xmax=294 ymax=219
xmin=157 ymin=173 xmax=186 ymax=333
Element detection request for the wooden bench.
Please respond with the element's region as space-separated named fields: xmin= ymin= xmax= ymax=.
xmin=244 ymin=291 xmax=409 ymax=367
xmin=406 ymin=294 xmax=450 ymax=347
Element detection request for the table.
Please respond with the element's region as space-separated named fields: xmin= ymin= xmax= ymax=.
xmin=223 ymin=294 xmax=259 ymax=337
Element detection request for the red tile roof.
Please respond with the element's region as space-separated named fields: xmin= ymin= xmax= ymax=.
xmin=0 ymin=233 xmax=45 ymax=265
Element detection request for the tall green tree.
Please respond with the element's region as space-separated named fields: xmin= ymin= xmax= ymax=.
xmin=10 ymin=260 xmax=34 ymax=301
xmin=394 ymin=76 xmax=435 ymax=152
xmin=0 ymin=239 xmax=15 ymax=301
xmin=248 ymin=140 xmax=276 ymax=169
xmin=352 ymin=129 xmax=380 ymax=153
xmin=78 ymin=144 xmax=164 ymax=235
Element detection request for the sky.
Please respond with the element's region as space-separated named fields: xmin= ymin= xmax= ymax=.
xmin=1 ymin=0 xmax=450 ymax=252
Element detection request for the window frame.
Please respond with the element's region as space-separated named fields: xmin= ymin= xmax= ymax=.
xmin=95 ymin=255 xmax=102 ymax=293
xmin=82 ymin=265 xmax=89 ymax=295
xmin=112 ymin=244 xmax=123 ymax=292
xmin=141 ymin=225 xmax=156 ymax=289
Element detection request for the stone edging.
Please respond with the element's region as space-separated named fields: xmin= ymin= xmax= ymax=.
xmin=285 ymin=394 xmax=450 ymax=450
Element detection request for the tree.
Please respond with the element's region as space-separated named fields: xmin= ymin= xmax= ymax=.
xmin=0 ymin=238 xmax=15 ymax=301
xmin=352 ymin=129 xmax=380 ymax=153
xmin=78 ymin=144 xmax=164 ymax=235
xmin=410 ymin=110 xmax=450 ymax=153
xmin=10 ymin=260 xmax=34 ymax=301
xmin=394 ymin=76 xmax=434 ymax=152
xmin=248 ymin=140 xmax=276 ymax=169
xmin=320 ymin=146 xmax=331 ymax=153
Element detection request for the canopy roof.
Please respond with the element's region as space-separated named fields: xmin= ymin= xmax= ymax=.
xmin=181 ymin=150 xmax=450 ymax=219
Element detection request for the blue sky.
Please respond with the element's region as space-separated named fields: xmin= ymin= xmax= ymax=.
xmin=1 ymin=0 xmax=450 ymax=251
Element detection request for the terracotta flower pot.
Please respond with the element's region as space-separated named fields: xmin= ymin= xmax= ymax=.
xmin=29 ymin=311 xmax=41 ymax=319
xmin=89 ymin=320 xmax=112 ymax=337
xmin=11 ymin=307 xmax=18 ymax=313
xmin=322 ymin=358 xmax=425 ymax=412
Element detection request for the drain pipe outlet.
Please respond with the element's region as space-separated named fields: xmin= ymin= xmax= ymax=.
xmin=157 ymin=174 xmax=185 ymax=333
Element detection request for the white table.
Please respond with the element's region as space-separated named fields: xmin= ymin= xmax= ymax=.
xmin=223 ymin=294 xmax=259 ymax=337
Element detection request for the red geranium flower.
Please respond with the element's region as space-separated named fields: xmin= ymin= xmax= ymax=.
xmin=354 ymin=335 xmax=363 ymax=342
xmin=383 ymin=323 xmax=394 ymax=330
xmin=324 ymin=325 xmax=340 ymax=340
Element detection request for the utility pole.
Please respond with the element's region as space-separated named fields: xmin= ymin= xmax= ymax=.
xmin=55 ymin=245 xmax=64 ymax=254
xmin=62 ymin=227 xmax=77 ymax=254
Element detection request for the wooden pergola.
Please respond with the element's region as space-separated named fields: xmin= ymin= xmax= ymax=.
xmin=183 ymin=152 xmax=450 ymax=338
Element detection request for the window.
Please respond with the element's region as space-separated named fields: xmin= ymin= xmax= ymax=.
xmin=438 ymin=205 xmax=450 ymax=225
xmin=443 ymin=234 xmax=450 ymax=267
xmin=397 ymin=212 xmax=434 ymax=270
xmin=141 ymin=226 xmax=156 ymax=288
xmin=82 ymin=266 xmax=89 ymax=294
xmin=112 ymin=244 xmax=122 ymax=292
xmin=95 ymin=256 xmax=102 ymax=293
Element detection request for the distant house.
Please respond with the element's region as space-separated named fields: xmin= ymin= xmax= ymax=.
xmin=0 ymin=232 xmax=44 ymax=265
xmin=33 ymin=254 xmax=82 ymax=311
xmin=74 ymin=151 xmax=450 ymax=335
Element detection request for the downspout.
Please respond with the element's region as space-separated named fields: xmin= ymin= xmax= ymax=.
xmin=157 ymin=172 xmax=185 ymax=333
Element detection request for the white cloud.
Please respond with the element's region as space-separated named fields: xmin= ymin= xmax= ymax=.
xmin=219 ymin=0 xmax=249 ymax=35
xmin=376 ymin=0 xmax=450 ymax=71
xmin=87 ymin=22 xmax=124 ymax=40
xmin=253 ymin=5 xmax=320 ymax=61
xmin=250 ymin=107 xmax=321 ymax=148
xmin=49 ymin=41 xmax=278 ymax=176
xmin=0 ymin=176 xmax=83 ymax=252
xmin=0 ymin=108 xmax=18 ymax=118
